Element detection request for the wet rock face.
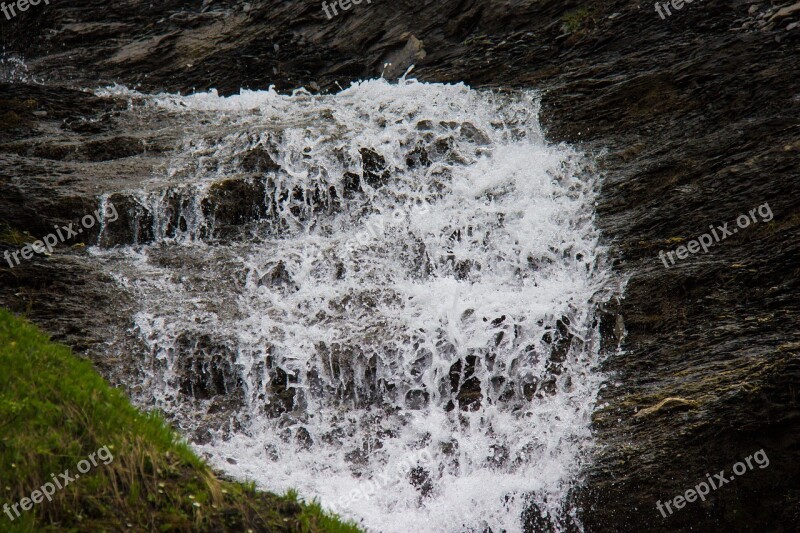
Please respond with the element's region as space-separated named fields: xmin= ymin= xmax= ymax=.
xmin=447 ymin=355 xmax=483 ymax=412
xmin=174 ymin=333 xmax=243 ymax=401
xmin=1 ymin=0 xmax=798 ymax=531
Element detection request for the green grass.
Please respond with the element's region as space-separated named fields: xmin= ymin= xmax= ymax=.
xmin=562 ymin=7 xmax=594 ymax=33
xmin=0 ymin=309 xmax=362 ymax=532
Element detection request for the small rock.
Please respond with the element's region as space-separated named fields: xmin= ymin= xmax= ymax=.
xmin=295 ymin=426 xmax=313 ymax=450
xmin=788 ymin=21 xmax=799 ymax=30
xmin=405 ymin=389 xmax=430 ymax=410
xmin=460 ymin=122 xmax=491 ymax=145
xmin=748 ymin=5 xmax=759 ymax=15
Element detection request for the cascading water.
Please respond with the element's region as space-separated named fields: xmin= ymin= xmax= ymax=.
xmin=91 ymin=78 xmax=614 ymax=532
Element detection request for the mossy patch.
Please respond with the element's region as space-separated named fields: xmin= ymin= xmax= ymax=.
xmin=0 ymin=222 xmax=30 ymax=246
xmin=562 ymin=7 xmax=595 ymax=34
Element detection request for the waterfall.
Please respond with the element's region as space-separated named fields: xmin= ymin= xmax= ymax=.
xmin=90 ymin=78 xmax=614 ymax=532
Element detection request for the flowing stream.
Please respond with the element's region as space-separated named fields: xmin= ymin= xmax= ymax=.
xmin=90 ymin=78 xmax=613 ymax=532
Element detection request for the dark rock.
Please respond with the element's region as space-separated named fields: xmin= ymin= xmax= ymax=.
xmin=295 ymin=427 xmax=314 ymax=450
xmin=448 ymin=355 xmax=483 ymax=411
xmin=240 ymin=145 xmax=281 ymax=173
xmin=202 ymin=177 xmax=270 ymax=239
xmin=359 ymin=147 xmax=390 ymax=189
xmin=409 ymin=466 xmax=434 ymax=497
xmin=404 ymin=389 xmax=430 ymax=410
xmin=175 ymin=333 xmax=243 ymax=401
xmin=264 ymin=365 xmax=297 ymax=419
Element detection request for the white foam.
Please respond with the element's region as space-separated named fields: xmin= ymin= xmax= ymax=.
xmin=92 ymin=78 xmax=613 ymax=532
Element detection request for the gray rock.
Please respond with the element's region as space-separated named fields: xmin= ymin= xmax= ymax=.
xmin=380 ymin=34 xmax=427 ymax=80
xmin=769 ymin=1 xmax=800 ymax=21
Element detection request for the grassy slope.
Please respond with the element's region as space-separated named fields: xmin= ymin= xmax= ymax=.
xmin=0 ymin=309 xmax=361 ymax=532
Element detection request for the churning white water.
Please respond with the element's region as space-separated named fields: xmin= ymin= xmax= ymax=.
xmin=92 ymin=78 xmax=613 ymax=532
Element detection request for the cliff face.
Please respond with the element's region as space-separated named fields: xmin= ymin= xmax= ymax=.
xmin=1 ymin=0 xmax=798 ymax=531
